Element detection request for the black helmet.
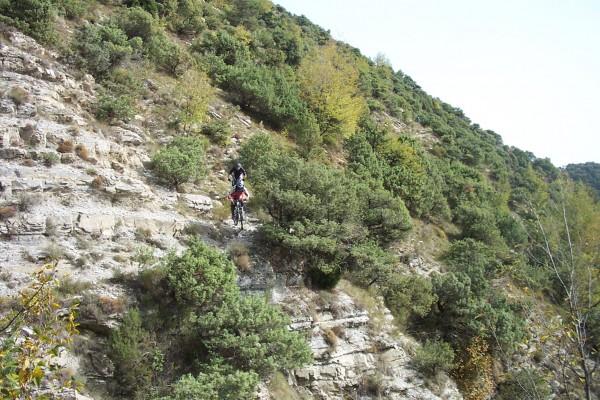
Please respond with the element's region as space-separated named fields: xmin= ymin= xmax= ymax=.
xmin=236 ymin=180 xmax=245 ymax=190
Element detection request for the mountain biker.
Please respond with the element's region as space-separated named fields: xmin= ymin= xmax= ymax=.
xmin=227 ymin=179 xmax=249 ymax=220
xmin=228 ymin=162 xmax=247 ymax=186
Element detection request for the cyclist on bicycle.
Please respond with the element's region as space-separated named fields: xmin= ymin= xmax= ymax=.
xmin=228 ymin=162 xmax=247 ymax=187
xmin=227 ymin=179 xmax=249 ymax=220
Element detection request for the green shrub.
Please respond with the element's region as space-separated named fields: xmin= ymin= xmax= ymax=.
xmin=131 ymin=246 xmax=156 ymax=267
xmin=158 ymin=366 xmax=258 ymax=400
xmin=193 ymin=29 xmax=251 ymax=66
xmin=196 ymin=293 xmax=313 ymax=375
xmin=347 ymin=240 xmax=396 ymax=287
xmin=101 ymin=67 xmax=144 ymax=97
xmin=162 ymin=0 xmax=206 ymax=35
xmin=114 ymin=6 xmax=156 ymax=42
xmin=146 ymin=32 xmax=191 ymax=76
xmin=56 ymin=0 xmax=87 ymax=19
xmin=145 ymin=237 xmax=312 ymax=392
xmin=41 ymin=152 xmax=60 ymax=167
xmin=0 ymin=0 xmax=57 ymax=43
xmin=201 ymin=120 xmax=232 ymax=146
xmin=413 ymin=339 xmax=455 ymax=375
xmin=162 ymin=237 xmax=238 ymax=312
xmin=151 ymin=136 xmax=208 ymax=187
xmin=357 ymin=185 xmax=412 ymax=244
xmin=218 ymin=63 xmax=307 ymax=129
xmin=94 ymin=94 xmax=136 ymax=121
xmin=383 ymin=274 xmax=436 ymax=326
xmin=71 ymin=23 xmax=132 ymax=77
xmin=107 ymin=308 xmax=156 ymax=397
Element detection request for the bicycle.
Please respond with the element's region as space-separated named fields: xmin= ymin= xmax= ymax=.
xmin=233 ymin=198 xmax=245 ymax=230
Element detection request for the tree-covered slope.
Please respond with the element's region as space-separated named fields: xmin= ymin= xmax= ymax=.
xmin=566 ymin=161 xmax=600 ymax=197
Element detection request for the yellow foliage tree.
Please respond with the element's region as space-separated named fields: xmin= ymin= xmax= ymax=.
xmin=453 ymin=336 xmax=495 ymax=400
xmin=296 ymin=41 xmax=366 ymax=144
xmin=172 ymin=69 xmax=214 ymax=133
xmin=0 ymin=263 xmax=80 ymax=400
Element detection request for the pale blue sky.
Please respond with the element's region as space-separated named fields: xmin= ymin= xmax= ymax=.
xmin=275 ymin=0 xmax=600 ymax=167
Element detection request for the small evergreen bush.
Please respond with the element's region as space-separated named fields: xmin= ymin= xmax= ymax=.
xmin=201 ymin=120 xmax=232 ymax=146
xmin=71 ymin=23 xmax=132 ymax=77
xmin=0 ymin=0 xmax=57 ymax=43
xmin=151 ymin=136 xmax=208 ymax=187
xmin=146 ymin=33 xmax=191 ymax=76
xmin=94 ymin=94 xmax=137 ymax=121
xmin=413 ymin=339 xmax=455 ymax=375
xmin=107 ymin=308 xmax=156 ymax=397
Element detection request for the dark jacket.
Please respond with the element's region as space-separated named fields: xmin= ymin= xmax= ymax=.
xmin=229 ymin=165 xmax=247 ymax=181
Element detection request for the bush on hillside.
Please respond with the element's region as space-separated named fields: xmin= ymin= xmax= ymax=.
xmin=159 ymin=238 xmax=312 ymax=373
xmin=107 ymin=308 xmax=157 ymax=397
xmin=56 ymin=0 xmax=87 ymax=19
xmin=146 ymin=32 xmax=192 ymax=76
xmin=193 ymin=29 xmax=252 ymax=67
xmin=413 ymin=339 xmax=455 ymax=375
xmin=218 ymin=63 xmax=308 ymax=130
xmin=383 ymin=274 xmax=436 ymax=327
xmin=0 ymin=0 xmax=57 ymax=43
xmin=71 ymin=23 xmax=133 ymax=77
xmin=94 ymin=94 xmax=137 ymax=121
xmin=163 ymin=0 xmax=206 ymax=35
xmin=156 ymin=367 xmax=258 ymax=400
xmin=151 ymin=136 xmax=208 ymax=187
xmin=201 ymin=120 xmax=232 ymax=146
xmin=114 ymin=6 xmax=157 ymax=42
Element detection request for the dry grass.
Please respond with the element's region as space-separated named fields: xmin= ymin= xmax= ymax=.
xmin=98 ymin=295 xmax=126 ymax=314
xmin=19 ymin=123 xmax=36 ymax=137
xmin=323 ymin=327 xmax=338 ymax=354
xmin=266 ymin=371 xmax=304 ymax=400
xmin=8 ymin=86 xmax=29 ymax=105
xmin=17 ymin=193 xmax=40 ymax=212
xmin=337 ymin=280 xmax=389 ymax=333
xmin=227 ymin=242 xmax=251 ymax=271
xmin=56 ymin=275 xmax=93 ymax=295
xmin=0 ymin=205 xmax=17 ymax=221
xmin=91 ymin=175 xmax=108 ymax=189
xmin=211 ymin=200 xmax=232 ymax=222
xmin=57 ymin=140 xmax=74 ymax=153
xmin=75 ymin=143 xmax=90 ymax=160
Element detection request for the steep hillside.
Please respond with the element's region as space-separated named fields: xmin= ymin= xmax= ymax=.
xmin=0 ymin=1 xmax=598 ymax=400
xmin=0 ymin=31 xmax=461 ymax=400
